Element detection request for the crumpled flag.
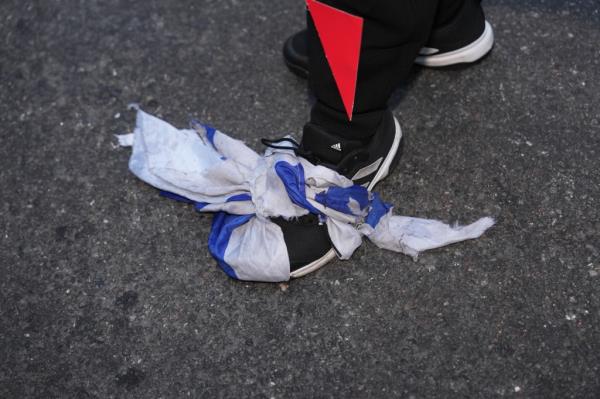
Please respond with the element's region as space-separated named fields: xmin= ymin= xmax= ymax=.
xmin=117 ymin=108 xmax=494 ymax=282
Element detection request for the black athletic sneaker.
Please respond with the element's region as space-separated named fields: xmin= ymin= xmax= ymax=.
xmin=282 ymin=0 xmax=494 ymax=78
xmin=267 ymin=110 xmax=402 ymax=278
xmin=299 ymin=109 xmax=402 ymax=190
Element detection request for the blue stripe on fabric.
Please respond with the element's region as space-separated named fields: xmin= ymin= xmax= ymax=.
xmin=202 ymin=124 xmax=226 ymax=160
xmin=227 ymin=193 xmax=252 ymax=202
xmin=365 ymin=192 xmax=392 ymax=228
xmin=208 ymin=212 xmax=254 ymax=280
xmin=160 ymin=190 xmax=194 ymax=204
xmin=205 ymin=125 xmax=217 ymax=147
xmin=314 ymin=185 xmax=370 ymax=216
xmin=274 ymin=161 xmax=322 ymax=215
xmin=194 ymin=202 xmax=210 ymax=211
xmin=160 ymin=191 xmax=209 ymax=211
xmin=190 ymin=119 xmax=215 ymax=143
xmin=190 ymin=118 xmax=220 ymax=151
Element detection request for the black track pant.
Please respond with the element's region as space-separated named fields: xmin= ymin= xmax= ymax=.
xmin=308 ymin=0 xmax=466 ymax=141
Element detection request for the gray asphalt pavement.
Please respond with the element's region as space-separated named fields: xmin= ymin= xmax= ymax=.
xmin=1 ymin=0 xmax=600 ymax=397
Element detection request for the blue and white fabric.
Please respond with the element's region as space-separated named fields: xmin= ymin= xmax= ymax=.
xmin=117 ymin=108 xmax=494 ymax=282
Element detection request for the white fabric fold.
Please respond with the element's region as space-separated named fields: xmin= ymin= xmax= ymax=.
xmin=359 ymin=213 xmax=495 ymax=259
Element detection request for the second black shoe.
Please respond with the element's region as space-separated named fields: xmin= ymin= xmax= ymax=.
xmin=415 ymin=0 xmax=494 ymax=67
xmin=283 ymin=0 xmax=494 ymax=78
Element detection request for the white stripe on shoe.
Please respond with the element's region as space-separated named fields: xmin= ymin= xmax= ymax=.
xmin=367 ymin=116 xmax=402 ymax=191
xmin=351 ymin=157 xmax=383 ymax=181
xmin=419 ymin=47 xmax=440 ymax=55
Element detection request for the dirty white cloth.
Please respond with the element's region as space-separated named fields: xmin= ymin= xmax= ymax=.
xmin=118 ymin=108 xmax=494 ymax=282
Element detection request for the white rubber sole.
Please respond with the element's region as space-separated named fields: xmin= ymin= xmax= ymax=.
xmin=367 ymin=116 xmax=402 ymax=191
xmin=290 ymin=247 xmax=337 ymax=279
xmin=290 ymin=117 xmax=402 ymax=279
xmin=415 ymin=21 xmax=494 ymax=67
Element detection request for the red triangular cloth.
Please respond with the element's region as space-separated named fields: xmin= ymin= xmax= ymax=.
xmin=306 ymin=0 xmax=364 ymax=121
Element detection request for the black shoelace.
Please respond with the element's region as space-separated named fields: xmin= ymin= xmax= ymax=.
xmin=261 ymin=137 xmax=320 ymax=164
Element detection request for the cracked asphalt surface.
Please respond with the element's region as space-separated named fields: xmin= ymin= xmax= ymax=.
xmin=1 ymin=0 xmax=599 ymax=397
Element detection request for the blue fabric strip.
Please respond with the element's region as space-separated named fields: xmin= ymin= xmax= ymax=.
xmin=314 ymin=185 xmax=370 ymax=216
xmin=160 ymin=190 xmax=194 ymax=204
xmin=205 ymin=125 xmax=217 ymax=147
xmin=208 ymin=212 xmax=254 ymax=280
xmin=365 ymin=193 xmax=392 ymax=228
xmin=190 ymin=119 xmax=216 ymax=144
xmin=190 ymin=119 xmax=222 ymax=159
xmin=274 ymin=161 xmax=322 ymax=215
xmin=160 ymin=190 xmax=209 ymax=210
xmin=194 ymin=202 xmax=210 ymax=211
xmin=227 ymin=193 xmax=252 ymax=202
